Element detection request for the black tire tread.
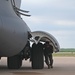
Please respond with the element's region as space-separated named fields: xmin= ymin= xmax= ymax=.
xmin=7 ymin=55 xmax=22 ymax=69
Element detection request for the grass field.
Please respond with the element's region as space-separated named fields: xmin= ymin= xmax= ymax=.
xmin=53 ymin=48 xmax=75 ymax=57
xmin=53 ymin=52 xmax=75 ymax=57
xmin=60 ymin=48 xmax=75 ymax=52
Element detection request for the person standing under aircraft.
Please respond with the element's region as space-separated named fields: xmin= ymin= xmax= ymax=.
xmin=43 ymin=41 xmax=53 ymax=69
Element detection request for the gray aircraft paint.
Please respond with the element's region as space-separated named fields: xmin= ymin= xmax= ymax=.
xmin=30 ymin=31 xmax=60 ymax=52
xmin=0 ymin=0 xmax=60 ymax=57
xmin=0 ymin=0 xmax=30 ymax=56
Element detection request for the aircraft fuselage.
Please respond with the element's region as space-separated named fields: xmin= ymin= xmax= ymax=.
xmin=0 ymin=0 xmax=30 ymax=57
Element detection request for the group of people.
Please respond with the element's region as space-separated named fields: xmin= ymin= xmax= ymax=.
xmin=25 ymin=37 xmax=54 ymax=69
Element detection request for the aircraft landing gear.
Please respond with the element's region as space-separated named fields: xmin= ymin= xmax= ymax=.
xmin=31 ymin=43 xmax=44 ymax=69
xmin=7 ymin=54 xmax=22 ymax=69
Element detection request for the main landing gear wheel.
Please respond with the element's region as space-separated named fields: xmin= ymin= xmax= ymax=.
xmin=31 ymin=45 xmax=44 ymax=69
xmin=7 ymin=55 xmax=22 ymax=69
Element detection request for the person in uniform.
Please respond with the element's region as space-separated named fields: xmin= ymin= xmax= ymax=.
xmin=43 ymin=41 xmax=53 ymax=69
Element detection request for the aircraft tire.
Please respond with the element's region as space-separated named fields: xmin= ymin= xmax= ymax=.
xmin=31 ymin=47 xmax=44 ymax=69
xmin=7 ymin=55 xmax=22 ymax=69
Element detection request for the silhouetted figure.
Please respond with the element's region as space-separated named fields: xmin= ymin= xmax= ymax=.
xmin=43 ymin=41 xmax=53 ymax=69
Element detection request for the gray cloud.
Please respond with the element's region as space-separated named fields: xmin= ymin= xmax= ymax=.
xmin=21 ymin=0 xmax=75 ymax=48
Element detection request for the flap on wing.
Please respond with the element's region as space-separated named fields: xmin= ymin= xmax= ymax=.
xmin=30 ymin=31 xmax=60 ymax=52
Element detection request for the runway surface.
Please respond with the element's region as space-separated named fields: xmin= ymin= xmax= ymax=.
xmin=0 ymin=57 xmax=75 ymax=75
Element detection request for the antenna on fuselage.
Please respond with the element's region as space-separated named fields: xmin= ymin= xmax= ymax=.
xmin=11 ymin=0 xmax=31 ymax=17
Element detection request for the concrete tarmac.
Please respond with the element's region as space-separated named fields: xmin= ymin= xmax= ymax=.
xmin=0 ymin=57 xmax=75 ymax=75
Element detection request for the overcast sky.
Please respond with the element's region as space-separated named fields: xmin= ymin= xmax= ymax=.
xmin=21 ymin=0 xmax=75 ymax=48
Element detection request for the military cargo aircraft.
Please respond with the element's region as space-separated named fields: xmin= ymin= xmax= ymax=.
xmin=0 ymin=0 xmax=60 ymax=69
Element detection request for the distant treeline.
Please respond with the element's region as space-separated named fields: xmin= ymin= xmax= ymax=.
xmin=60 ymin=48 xmax=75 ymax=52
